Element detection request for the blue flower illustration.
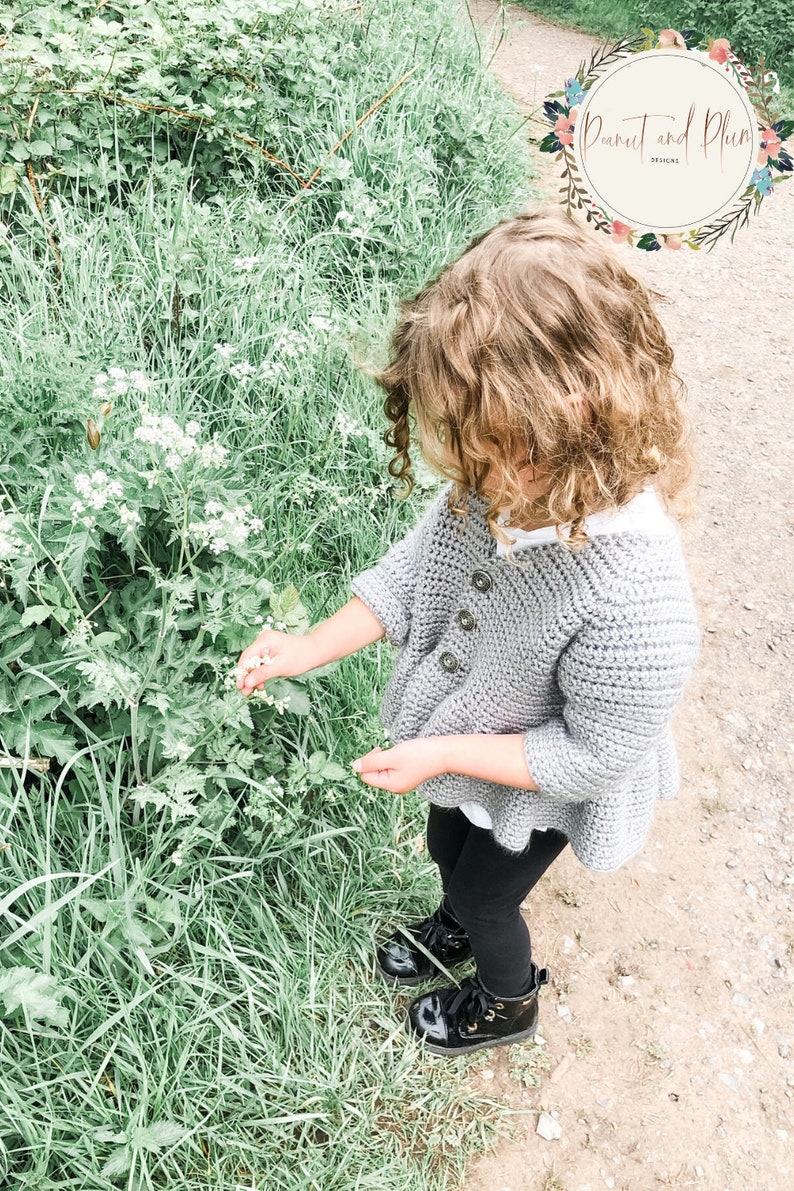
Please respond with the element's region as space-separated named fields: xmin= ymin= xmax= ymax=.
xmin=565 ymin=77 xmax=586 ymax=108
xmin=750 ymin=166 xmax=773 ymax=196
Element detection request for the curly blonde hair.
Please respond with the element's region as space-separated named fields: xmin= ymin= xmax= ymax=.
xmin=372 ymin=205 xmax=696 ymax=554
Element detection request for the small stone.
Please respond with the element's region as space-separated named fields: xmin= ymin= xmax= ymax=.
xmin=695 ymin=1165 xmax=705 ymax=1178
xmin=732 ymin=992 xmax=750 ymax=1008
xmin=779 ymin=1043 xmax=790 ymax=1059
xmin=618 ymin=975 xmax=635 ymax=988
xmin=557 ymin=1003 xmax=573 ymax=1021
xmin=536 ymin=1111 xmax=562 ymax=1141
xmin=752 ymin=1018 xmax=765 ymax=1036
xmin=562 ymin=934 xmax=576 ymax=953
xmin=718 ymin=1072 xmax=740 ymax=1092
xmin=481 ymin=1068 xmax=495 ymax=1080
xmin=745 ymin=883 xmax=758 ymax=900
xmin=716 ymin=1125 xmax=727 ymax=1140
xmin=742 ymin=758 xmax=753 ymax=770
xmin=726 ymin=858 xmax=739 ymax=869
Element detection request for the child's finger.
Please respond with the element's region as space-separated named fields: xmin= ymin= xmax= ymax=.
xmin=351 ymin=745 xmax=384 ymax=772
xmin=238 ymin=665 xmax=273 ymax=693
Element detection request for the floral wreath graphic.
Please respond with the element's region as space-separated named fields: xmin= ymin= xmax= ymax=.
xmin=540 ymin=28 xmax=792 ymax=251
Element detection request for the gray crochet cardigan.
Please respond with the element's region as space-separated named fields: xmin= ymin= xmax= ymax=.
xmin=350 ymin=481 xmax=701 ymax=871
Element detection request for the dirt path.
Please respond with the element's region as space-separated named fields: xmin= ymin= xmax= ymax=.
xmin=455 ymin=5 xmax=794 ymax=1189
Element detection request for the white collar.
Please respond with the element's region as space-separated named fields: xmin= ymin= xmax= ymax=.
xmin=494 ymin=485 xmax=676 ymax=553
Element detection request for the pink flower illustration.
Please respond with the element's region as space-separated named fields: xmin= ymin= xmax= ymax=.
xmin=658 ymin=29 xmax=687 ymax=50
xmin=709 ymin=38 xmax=731 ymax=65
xmin=662 ymin=234 xmax=683 ymax=250
xmin=610 ymin=220 xmax=632 ymax=243
xmin=758 ymin=127 xmax=782 ymax=165
xmin=554 ymin=108 xmax=577 ymax=147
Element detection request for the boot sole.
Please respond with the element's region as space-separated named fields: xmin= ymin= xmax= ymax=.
xmin=411 ymin=1021 xmax=539 ymax=1056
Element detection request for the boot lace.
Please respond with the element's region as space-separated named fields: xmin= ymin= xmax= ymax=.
xmin=416 ymin=914 xmax=464 ymax=953
xmin=446 ymin=974 xmax=494 ymax=1029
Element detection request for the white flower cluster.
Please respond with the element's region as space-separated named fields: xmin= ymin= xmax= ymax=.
xmin=245 ymin=775 xmax=287 ymax=823
xmin=74 ymin=470 xmax=123 ymax=508
xmin=336 ymin=410 xmax=367 ymax=440
xmin=274 ymin=329 xmax=310 ymax=360
xmin=214 ymin=343 xmax=287 ymax=384
xmin=0 ymin=500 xmax=30 ymax=561
xmin=335 ymin=195 xmax=379 ymax=239
xmin=232 ymin=255 xmax=266 ymax=272
xmin=71 ymin=470 xmax=125 ymax=528
xmin=134 ymin=408 xmax=228 ymax=471
xmin=188 ymin=500 xmax=264 ymax=555
xmin=92 ymin=366 xmax=151 ymax=402
xmin=224 ymin=656 xmax=292 ymax=713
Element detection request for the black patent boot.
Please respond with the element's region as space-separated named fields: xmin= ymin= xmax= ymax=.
xmin=375 ymin=898 xmax=473 ymax=987
xmin=404 ymin=962 xmax=550 ymax=1055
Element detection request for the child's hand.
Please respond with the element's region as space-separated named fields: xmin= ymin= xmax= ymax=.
xmin=235 ymin=629 xmax=319 ymax=696
xmin=351 ymin=739 xmax=446 ymax=794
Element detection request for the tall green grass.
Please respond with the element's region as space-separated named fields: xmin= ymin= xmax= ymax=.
xmin=0 ymin=1 xmax=542 ymax=1185
xmin=517 ymin=0 xmax=794 ymax=118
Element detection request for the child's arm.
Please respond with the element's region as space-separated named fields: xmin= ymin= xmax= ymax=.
xmin=354 ymin=734 xmax=538 ymax=791
xmin=237 ymin=596 xmax=385 ymax=696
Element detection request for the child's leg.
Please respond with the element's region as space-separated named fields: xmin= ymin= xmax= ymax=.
xmin=446 ymin=826 xmax=569 ymax=997
xmin=425 ymin=804 xmax=474 ymax=915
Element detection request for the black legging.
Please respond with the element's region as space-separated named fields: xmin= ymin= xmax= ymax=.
xmin=426 ymin=803 xmax=569 ymax=998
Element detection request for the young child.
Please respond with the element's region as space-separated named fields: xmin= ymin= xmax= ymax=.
xmin=236 ymin=205 xmax=701 ymax=1057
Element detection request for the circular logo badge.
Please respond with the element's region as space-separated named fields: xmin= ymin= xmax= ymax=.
xmin=575 ymin=49 xmax=759 ymax=232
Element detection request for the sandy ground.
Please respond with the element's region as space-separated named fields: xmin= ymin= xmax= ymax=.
xmin=442 ymin=5 xmax=794 ymax=1189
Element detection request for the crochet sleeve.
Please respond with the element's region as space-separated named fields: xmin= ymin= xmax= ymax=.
xmin=521 ymin=597 xmax=701 ymax=803
xmin=349 ymin=483 xmax=451 ymax=647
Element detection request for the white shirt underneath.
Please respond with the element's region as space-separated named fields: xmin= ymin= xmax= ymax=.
xmin=458 ymin=485 xmax=675 ymax=831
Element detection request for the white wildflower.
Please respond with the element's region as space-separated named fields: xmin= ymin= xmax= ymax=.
xmin=93 ymin=366 xmax=151 ymax=402
xmin=134 ymin=408 xmax=224 ymax=471
xmin=309 ymin=314 xmax=333 ymax=334
xmin=188 ymin=501 xmax=263 ymax=555
xmin=73 ymin=470 xmax=123 ymax=513
xmin=229 ymin=361 xmax=257 ymax=383
xmin=198 ymin=440 xmax=228 ymax=467
xmin=274 ymin=330 xmax=309 ymax=359
xmin=128 ymin=370 xmax=151 ymax=391
xmin=336 ymin=410 xmax=366 ymax=439
xmin=213 ymin=342 xmax=235 ymax=360
xmin=232 ymin=255 xmax=264 ymax=271
xmin=259 ymin=359 xmax=286 ymax=380
xmin=119 ymin=504 xmax=141 ymax=527
xmin=0 ymin=510 xmax=28 ymax=560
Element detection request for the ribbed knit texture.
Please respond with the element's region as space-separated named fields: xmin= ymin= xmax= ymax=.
xmin=350 ymin=482 xmax=701 ymax=872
